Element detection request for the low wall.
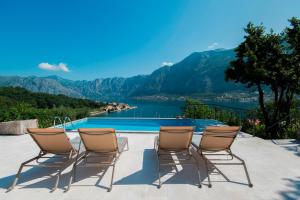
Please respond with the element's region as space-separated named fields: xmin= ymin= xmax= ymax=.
xmin=0 ymin=119 xmax=38 ymax=135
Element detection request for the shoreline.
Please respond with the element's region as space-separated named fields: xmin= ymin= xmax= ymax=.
xmin=107 ymin=106 xmax=137 ymax=113
xmin=89 ymin=105 xmax=138 ymax=116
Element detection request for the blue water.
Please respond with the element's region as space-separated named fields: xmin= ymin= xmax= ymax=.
xmin=63 ymin=99 xmax=253 ymax=132
xmin=64 ymin=118 xmax=222 ymax=132
xmin=99 ymin=100 xmax=185 ymax=118
xmin=97 ymin=99 xmax=256 ymax=118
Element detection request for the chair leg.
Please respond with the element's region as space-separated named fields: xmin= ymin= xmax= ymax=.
xmin=7 ymin=164 xmax=25 ymax=192
xmin=51 ymin=171 xmax=61 ymax=192
xmin=66 ymin=175 xmax=73 ymax=192
xmin=158 ymin=164 xmax=161 ymax=188
xmin=7 ymin=154 xmax=44 ymax=192
xmin=232 ymin=153 xmax=253 ymax=187
xmin=241 ymin=161 xmax=253 ymax=187
xmin=108 ymin=164 xmax=115 ymax=192
xmin=191 ymin=154 xmax=202 ymax=188
xmin=203 ymin=158 xmax=212 ymax=188
xmin=156 ymin=153 xmax=161 ymax=188
xmin=52 ymin=159 xmax=71 ymax=193
xmin=65 ymin=160 xmax=78 ymax=192
xmin=65 ymin=151 xmax=83 ymax=192
xmin=154 ymin=137 xmax=158 ymax=149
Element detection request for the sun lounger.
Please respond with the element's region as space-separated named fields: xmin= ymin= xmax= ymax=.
xmin=8 ymin=128 xmax=80 ymax=192
xmin=154 ymin=126 xmax=201 ymax=188
xmin=68 ymin=128 xmax=128 ymax=192
xmin=192 ymin=126 xmax=253 ymax=187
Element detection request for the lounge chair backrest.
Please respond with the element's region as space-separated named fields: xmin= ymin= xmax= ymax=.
xmin=78 ymin=128 xmax=118 ymax=153
xmin=27 ymin=128 xmax=74 ymax=154
xmin=200 ymin=126 xmax=241 ymax=151
xmin=159 ymin=126 xmax=194 ymax=150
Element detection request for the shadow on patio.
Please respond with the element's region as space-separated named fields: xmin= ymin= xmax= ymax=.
xmin=0 ymin=156 xmax=73 ymax=191
xmin=114 ymin=148 xmax=250 ymax=187
xmin=0 ymin=148 xmax=252 ymax=191
xmin=278 ymin=177 xmax=300 ymax=200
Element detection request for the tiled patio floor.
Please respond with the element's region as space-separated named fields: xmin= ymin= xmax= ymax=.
xmin=0 ymin=133 xmax=299 ymax=200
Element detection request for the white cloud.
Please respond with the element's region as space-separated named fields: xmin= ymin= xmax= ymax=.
xmin=161 ymin=61 xmax=173 ymax=66
xmin=207 ymin=42 xmax=219 ymax=49
xmin=38 ymin=62 xmax=70 ymax=72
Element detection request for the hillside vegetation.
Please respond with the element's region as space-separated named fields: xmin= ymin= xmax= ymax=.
xmin=0 ymin=87 xmax=105 ymax=127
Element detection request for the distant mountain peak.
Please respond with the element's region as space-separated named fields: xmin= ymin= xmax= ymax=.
xmin=212 ymin=48 xmax=227 ymax=51
xmin=0 ymin=48 xmax=243 ymax=100
xmin=45 ymin=75 xmax=60 ymax=79
xmin=45 ymin=75 xmax=70 ymax=81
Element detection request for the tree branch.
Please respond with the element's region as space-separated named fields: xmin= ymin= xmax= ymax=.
xmin=257 ymin=83 xmax=269 ymax=127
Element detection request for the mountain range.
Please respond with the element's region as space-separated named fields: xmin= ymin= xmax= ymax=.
xmin=0 ymin=49 xmax=244 ymax=101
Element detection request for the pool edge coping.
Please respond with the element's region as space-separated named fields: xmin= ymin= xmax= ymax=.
xmin=55 ymin=117 xmax=223 ymax=135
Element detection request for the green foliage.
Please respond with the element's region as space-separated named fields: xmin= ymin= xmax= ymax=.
xmin=225 ymin=17 xmax=300 ymax=139
xmin=184 ymin=99 xmax=242 ymax=126
xmin=184 ymin=98 xmax=300 ymax=139
xmin=0 ymin=87 xmax=104 ymax=109
xmin=29 ymin=107 xmax=90 ymax=128
xmin=0 ymin=87 xmax=104 ymax=128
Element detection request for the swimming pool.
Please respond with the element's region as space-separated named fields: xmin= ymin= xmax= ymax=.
xmin=62 ymin=118 xmax=223 ymax=133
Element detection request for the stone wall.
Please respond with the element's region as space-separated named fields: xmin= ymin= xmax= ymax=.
xmin=0 ymin=119 xmax=38 ymax=135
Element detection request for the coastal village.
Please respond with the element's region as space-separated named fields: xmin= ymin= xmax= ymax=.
xmin=90 ymin=102 xmax=137 ymax=116
xmin=103 ymin=102 xmax=136 ymax=113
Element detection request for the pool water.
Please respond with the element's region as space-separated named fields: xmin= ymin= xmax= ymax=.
xmin=63 ymin=118 xmax=222 ymax=132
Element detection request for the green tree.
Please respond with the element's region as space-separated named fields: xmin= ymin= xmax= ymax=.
xmin=0 ymin=87 xmax=105 ymax=128
xmin=225 ymin=18 xmax=300 ymax=138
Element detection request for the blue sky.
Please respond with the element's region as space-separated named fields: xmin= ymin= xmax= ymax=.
xmin=0 ymin=0 xmax=300 ymax=80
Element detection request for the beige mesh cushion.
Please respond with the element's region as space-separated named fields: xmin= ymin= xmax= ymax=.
xmin=27 ymin=128 xmax=73 ymax=153
xmin=200 ymin=126 xmax=240 ymax=151
xmin=78 ymin=128 xmax=118 ymax=153
xmin=159 ymin=126 xmax=194 ymax=150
